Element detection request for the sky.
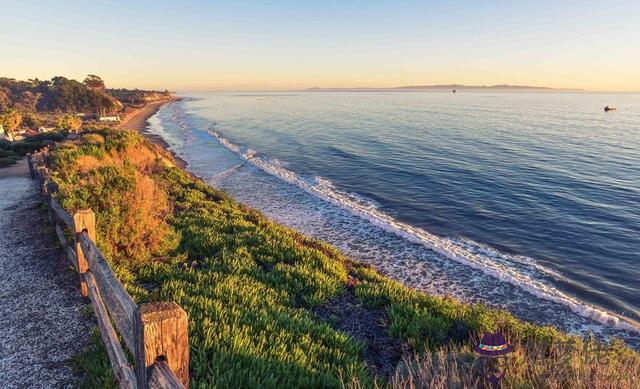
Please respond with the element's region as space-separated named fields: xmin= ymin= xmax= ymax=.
xmin=1 ymin=0 xmax=639 ymax=91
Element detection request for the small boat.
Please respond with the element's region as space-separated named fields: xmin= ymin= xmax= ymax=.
xmin=604 ymin=105 xmax=616 ymax=111
xmin=453 ymin=89 xmax=456 ymax=93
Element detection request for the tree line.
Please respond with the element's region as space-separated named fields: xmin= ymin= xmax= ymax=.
xmin=0 ymin=75 xmax=121 ymax=116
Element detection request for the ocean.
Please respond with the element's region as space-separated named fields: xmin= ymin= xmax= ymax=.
xmin=146 ymin=91 xmax=640 ymax=346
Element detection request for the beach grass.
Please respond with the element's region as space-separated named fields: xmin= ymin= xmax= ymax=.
xmin=50 ymin=129 xmax=640 ymax=388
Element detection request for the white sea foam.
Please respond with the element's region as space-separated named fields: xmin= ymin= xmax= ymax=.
xmin=209 ymin=129 xmax=640 ymax=334
xmin=208 ymin=162 xmax=247 ymax=185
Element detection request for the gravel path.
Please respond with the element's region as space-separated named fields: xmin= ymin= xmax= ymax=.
xmin=0 ymin=175 xmax=92 ymax=388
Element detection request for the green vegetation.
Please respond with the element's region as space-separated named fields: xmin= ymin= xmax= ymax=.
xmin=50 ymin=130 xmax=640 ymax=388
xmin=56 ymin=114 xmax=83 ymax=132
xmin=69 ymin=328 xmax=117 ymax=389
xmin=0 ymin=74 xmax=175 ymax=170
xmin=1 ymin=109 xmax=23 ymax=139
xmin=0 ymin=132 xmax=66 ymax=167
xmin=0 ymin=76 xmax=120 ymax=115
xmin=106 ymin=88 xmax=173 ymax=106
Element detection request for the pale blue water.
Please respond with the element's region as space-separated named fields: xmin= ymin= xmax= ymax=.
xmin=147 ymin=91 xmax=640 ymax=346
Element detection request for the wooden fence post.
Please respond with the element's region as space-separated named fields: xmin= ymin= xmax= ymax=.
xmin=27 ymin=153 xmax=36 ymax=179
xmin=134 ymin=302 xmax=190 ymax=388
xmin=36 ymin=165 xmax=46 ymax=182
xmin=73 ymin=209 xmax=96 ymax=298
xmin=41 ymin=177 xmax=49 ymax=197
xmin=46 ymin=182 xmax=59 ymax=225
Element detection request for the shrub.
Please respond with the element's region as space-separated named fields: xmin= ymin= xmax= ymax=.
xmin=83 ymin=133 xmax=105 ymax=144
xmin=57 ymin=113 xmax=83 ymax=132
xmin=52 ymin=131 xmax=177 ymax=268
xmin=379 ymin=337 xmax=640 ymax=389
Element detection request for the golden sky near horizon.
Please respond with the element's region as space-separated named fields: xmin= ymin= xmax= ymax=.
xmin=2 ymin=1 xmax=639 ymax=92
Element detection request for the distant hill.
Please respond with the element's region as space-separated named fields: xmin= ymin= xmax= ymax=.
xmin=306 ymin=84 xmax=581 ymax=92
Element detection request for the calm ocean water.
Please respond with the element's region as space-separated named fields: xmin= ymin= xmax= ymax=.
xmin=147 ymin=91 xmax=640 ymax=346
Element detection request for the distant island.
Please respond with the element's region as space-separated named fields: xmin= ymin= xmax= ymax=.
xmin=306 ymin=84 xmax=582 ymax=92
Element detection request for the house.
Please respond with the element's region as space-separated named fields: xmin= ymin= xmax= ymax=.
xmin=99 ymin=116 xmax=121 ymax=122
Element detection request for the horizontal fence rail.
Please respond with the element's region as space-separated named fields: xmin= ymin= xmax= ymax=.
xmin=80 ymin=232 xmax=138 ymax=352
xmin=49 ymin=196 xmax=74 ymax=228
xmin=28 ymin=149 xmax=189 ymax=389
xmin=86 ymin=271 xmax=137 ymax=389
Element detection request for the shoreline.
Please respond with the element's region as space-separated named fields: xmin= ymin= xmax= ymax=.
xmin=117 ymin=99 xmax=174 ymax=131
xmin=44 ymin=127 xmax=640 ymax=386
xmin=115 ymin=96 xmax=640 ymax=344
xmin=159 ymin=108 xmax=640 ymax=343
xmin=117 ymin=98 xmax=188 ymax=169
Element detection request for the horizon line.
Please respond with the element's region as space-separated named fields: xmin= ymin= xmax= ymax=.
xmin=172 ymin=87 xmax=640 ymax=94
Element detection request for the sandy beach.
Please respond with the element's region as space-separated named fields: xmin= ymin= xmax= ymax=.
xmin=117 ymin=99 xmax=174 ymax=131
xmin=117 ymin=98 xmax=187 ymax=169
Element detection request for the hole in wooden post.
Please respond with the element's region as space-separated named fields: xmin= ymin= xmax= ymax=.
xmin=135 ymin=302 xmax=190 ymax=388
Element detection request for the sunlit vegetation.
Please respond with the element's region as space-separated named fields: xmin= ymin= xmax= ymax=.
xmin=106 ymin=88 xmax=173 ymax=106
xmin=50 ymin=130 xmax=640 ymax=388
xmin=0 ymin=75 xmax=173 ymax=145
xmin=56 ymin=114 xmax=83 ymax=132
xmin=0 ymin=76 xmax=120 ymax=115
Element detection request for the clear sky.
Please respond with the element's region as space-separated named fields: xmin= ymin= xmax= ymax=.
xmin=1 ymin=0 xmax=639 ymax=91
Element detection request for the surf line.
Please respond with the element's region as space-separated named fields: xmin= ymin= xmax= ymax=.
xmin=208 ymin=152 xmax=257 ymax=185
xmin=207 ymin=130 xmax=640 ymax=333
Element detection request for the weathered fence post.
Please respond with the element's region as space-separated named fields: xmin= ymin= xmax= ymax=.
xmin=73 ymin=209 xmax=96 ymax=297
xmin=134 ymin=302 xmax=190 ymax=388
xmin=41 ymin=177 xmax=49 ymax=197
xmin=46 ymin=182 xmax=54 ymax=225
xmin=27 ymin=153 xmax=36 ymax=179
xmin=36 ymin=165 xmax=47 ymax=184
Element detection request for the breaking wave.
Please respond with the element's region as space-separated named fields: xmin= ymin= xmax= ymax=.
xmin=208 ymin=128 xmax=640 ymax=334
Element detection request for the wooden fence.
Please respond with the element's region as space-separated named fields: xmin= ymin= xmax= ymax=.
xmin=28 ymin=148 xmax=189 ymax=389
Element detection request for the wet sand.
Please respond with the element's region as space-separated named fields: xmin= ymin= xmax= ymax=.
xmin=118 ymin=99 xmax=174 ymax=131
xmin=118 ymin=99 xmax=187 ymax=169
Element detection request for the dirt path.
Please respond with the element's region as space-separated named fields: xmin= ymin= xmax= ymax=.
xmin=0 ymin=173 xmax=92 ymax=388
xmin=0 ymin=158 xmax=29 ymax=179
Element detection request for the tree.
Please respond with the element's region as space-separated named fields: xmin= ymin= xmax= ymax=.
xmin=22 ymin=112 xmax=42 ymax=130
xmin=15 ymin=91 xmax=41 ymax=111
xmin=0 ymin=88 xmax=10 ymax=111
xmin=83 ymin=74 xmax=106 ymax=91
xmin=1 ymin=109 xmax=22 ymax=140
xmin=57 ymin=113 xmax=83 ymax=132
